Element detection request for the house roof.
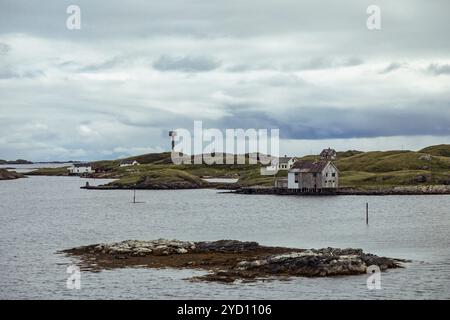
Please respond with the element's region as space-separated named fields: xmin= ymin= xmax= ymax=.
xmin=278 ymin=156 xmax=293 ymax=164
xmin=73 ymin=163 xmax=91 ymax=167
xmin=289 ymin=160 xmax=330 ymax=173
xmin=320 ymin=148 xmax=337 ymax=159
xmin=121 ymin=160 xmax=137 ymax=164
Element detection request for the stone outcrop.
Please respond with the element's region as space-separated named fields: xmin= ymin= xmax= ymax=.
xmin=195 ymin=240 xmax=260 ymax=253
xmin=418 ymin=154 xmax=432 ymax=161
xmin=87 ymin=239 xmax=196 ymax=256
xmin=0 ymin=169 xmax=25 ymax=180
xmin=221 ymin=248 xmax=400 ymax=279
xmin=62 ymin=239 xmax=407 ymax=283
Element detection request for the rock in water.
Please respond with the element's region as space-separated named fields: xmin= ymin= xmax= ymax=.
xmin=61 ymin=239 xmax=408 ymax=283
xmin=0 ymin=169 xmax=25 ymax=180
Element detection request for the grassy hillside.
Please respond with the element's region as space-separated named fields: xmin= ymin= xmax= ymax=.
xmin=108 ymin=168 xmax=208 ymax=189
xmin=25 ymin=144 xmax=450 ymax=189
xmin=334 ymin=148 xmax=450 ymax=188
xmin=335 ymin=151 xmax=450 ymax=172
xmin=419 ymin=144 xmax=450 ymax=157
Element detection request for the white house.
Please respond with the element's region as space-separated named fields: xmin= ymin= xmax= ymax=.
xmin=120 ymin=160 xmax=140 ymax=167
xmin=68 ymin=163 xmax=93 ymax=175
xmin=261 ymin=156 xmax=296 ymax=175
xmin=277 ymin=156 xmax=297 ymax=170
xmin=287 ymin=160 xmax=339 ymax=191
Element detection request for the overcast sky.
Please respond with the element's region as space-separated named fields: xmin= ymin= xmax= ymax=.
xmin=1 ymin=0 xmax=450 ymax=161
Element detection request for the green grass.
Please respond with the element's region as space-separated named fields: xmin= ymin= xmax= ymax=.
xmin=420 ymin=144 xmax=450 ymax=157
xmin=27 ymin=144 xmax=450 ymax=189
xmin=340 ymin=170 xmax=450 ymax=188
xmin=27 ymin=166 xmax=69 ymax=176
xmin=334 ymin=151 xmax=450 ymax=172
xmin=109 ymin=168 xmax=207 ymax=187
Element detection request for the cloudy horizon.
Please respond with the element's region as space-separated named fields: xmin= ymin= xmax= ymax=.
xmin=1 ymin=0 xmax=450 ymax=161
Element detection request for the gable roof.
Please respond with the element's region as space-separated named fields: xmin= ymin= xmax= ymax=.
xmin=320 ymin=148 xmax=337 ymax=159
xmin=289 ymin=160 xmax=330 ymax=173
xmin=73 ymin=163 xmax=91 ymax=167
xmin=278 ymin=156 xmax=293 ymax=164
xmin=121 ymin=160 xmax=138 ymax=164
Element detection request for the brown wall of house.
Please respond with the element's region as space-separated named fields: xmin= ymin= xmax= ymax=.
xmin=298 ymin=172 xmax=322 ymax=189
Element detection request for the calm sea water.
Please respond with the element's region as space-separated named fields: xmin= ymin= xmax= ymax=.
xmin=0 ymin=175 xmax=449 ymax=299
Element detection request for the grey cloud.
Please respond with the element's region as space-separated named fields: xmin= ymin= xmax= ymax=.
xmin=227 ymin=57 xmax=364 ymax=73
xmin=153 ymin=55 xmax=220 ymax=72
xmin=380 ymin=62 xmax=406 ymax=74
xmin=427 ymin=63 xmax=450 ymax=75
xmin=0 ymin=67 xmax=44 ymax=79
xmin=1 ymin=0 xmax=450 ymax=160
xmin=77 ymin=56 xmax=127 ymax=72
xmin=213 ymin=104 xmax=450 ymax=140
xmin=296 ymin=57 xmax=364 ymax=71
xmin=0 ymin=42 xmax=10 ymax=55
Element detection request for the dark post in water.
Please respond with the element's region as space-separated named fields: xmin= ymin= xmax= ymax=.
xmin=366 ymin=202 xmax=369 ymax=225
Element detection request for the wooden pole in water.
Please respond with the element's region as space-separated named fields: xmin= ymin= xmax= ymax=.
xmin=133 ymin=189 xmax=136 ymax=204
xmin=366 ymin=202 xmax=369 ymax=225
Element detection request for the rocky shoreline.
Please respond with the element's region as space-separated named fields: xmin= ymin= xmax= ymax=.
xmin=80 ymin=180 xmax=237 ymax=190
xmin=0 ymin=169 xmax=25 ymax=180
xmin=61 ymin=239 xmax=407 ymax=283
xmin=233 ymin=185 xmax=450 ymax=196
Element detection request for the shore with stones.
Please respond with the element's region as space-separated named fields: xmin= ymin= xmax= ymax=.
xmin=61 ymin=239 xmax=408 ymax=283
xmin=0 ymin=169 xmax=25 ymax=180
xmin=232 ymin=185 xmax=450 ymax=196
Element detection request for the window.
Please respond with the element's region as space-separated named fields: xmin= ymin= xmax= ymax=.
xmin=313 ymin=173 xmax=317 ymax=177
xmin=326 ymin=173 xmax=328 ymax=177
xmin=295 ymin=173 xmax=299 ymax=183
xmin=332 ymin=173 xmax=336 ymax=177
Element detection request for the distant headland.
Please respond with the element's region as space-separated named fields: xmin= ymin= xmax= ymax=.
xmin=10 ymin=144 xmax=450 ymax=194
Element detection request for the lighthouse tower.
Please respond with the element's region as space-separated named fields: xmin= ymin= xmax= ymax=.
xmin=169 ymin=130 xmax=177 ymax=151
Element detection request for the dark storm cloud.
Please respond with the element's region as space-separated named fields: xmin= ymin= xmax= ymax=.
xmin=214 ymin=104 xmax=450 ymax=139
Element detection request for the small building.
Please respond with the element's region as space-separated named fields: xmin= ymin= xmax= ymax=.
xmin=277 ymin=156 xmax=297 ymax=170
xmin=261 ymin=155 xmax=296 ymax=175
xmin=260 ymin=165 xmax=278 ymax=176
xmin=120 ymin=160 xmax=140 ymax=167
xmin=274 ymin=177 xmax=288 ymax=189
xmin=287 ymin=159 xmax=339 ymax=191
xmin=68 ymin=163 xmax=93 ymax=175
xmin=320 ymin=148 xmax=337 ymax=161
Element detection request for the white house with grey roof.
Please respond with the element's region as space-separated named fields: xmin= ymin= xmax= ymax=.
xmin=120 ymin=160 xmax=140 ymax=167
xmin=287 ymin=149 xmax=339 ymax=191
xmin=68 ymin=163 xmax=93 ymax=175
xmin=277 ymin=155 xmax=297 ymax=170
xmin=261 ymin=155 xmax=297 ymax=176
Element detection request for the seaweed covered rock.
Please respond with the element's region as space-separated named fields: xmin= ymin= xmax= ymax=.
xmin=62 ymin=239 xmax=408 ymax=283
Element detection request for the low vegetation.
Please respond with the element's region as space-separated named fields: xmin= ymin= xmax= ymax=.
xmin=27 ymin=166 xmax=69 ymax=176
xmin=24 ymin=144 xmax=450 ymax=189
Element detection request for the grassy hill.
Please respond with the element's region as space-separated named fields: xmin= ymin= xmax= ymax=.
xmin=335 ymin=147 xmax=450 ymax=188
xmin=28 ymin=144 xmax=450 ymax=189
xmin=419 ymin=144 xmax=450 ymax=157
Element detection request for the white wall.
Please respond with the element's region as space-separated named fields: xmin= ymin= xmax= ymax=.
xmin=321 ymin=163 xmax=338 ymax=188
xmin=288 ymin=171 xmax=298 ymax=189
xmin=69 ymin=166 xmax=92 ymax=174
